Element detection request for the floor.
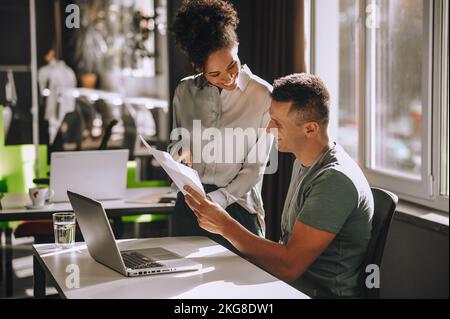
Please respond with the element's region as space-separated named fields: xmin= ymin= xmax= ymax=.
xmin=0 ymin=220 xmax=169 ymax=299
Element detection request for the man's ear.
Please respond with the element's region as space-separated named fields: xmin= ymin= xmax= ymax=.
xmin=304 ymin=122 xmax=320 ymax=136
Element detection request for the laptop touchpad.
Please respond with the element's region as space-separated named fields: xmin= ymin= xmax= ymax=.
xmin=136 ymin=247 xmax=182 ymax=260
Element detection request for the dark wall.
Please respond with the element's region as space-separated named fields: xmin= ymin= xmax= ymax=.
xmin=167 ymin=0 xmax=190 ymax=131
xmin=59 ymin=0 xmax=75 ymax=74
xmin=0 ymin=0 xmax=55 ymax=145
xmin=229 ymin=0 xmax=253 ymax=67
xmin=381 ymin=214 xmax=449 ymax=299
xmin=0 ymin=1 xmax=31 ymax=65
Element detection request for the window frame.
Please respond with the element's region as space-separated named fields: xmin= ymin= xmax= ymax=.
xmin=362 ymin=0 xmax=434 ymax=201
xmin=432 ymin=0 xmax=449 ymax=211
xmin=309 ymin=0 xmax=449 ymax=213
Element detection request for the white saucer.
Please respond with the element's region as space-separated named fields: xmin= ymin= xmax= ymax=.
xmin=25 ymin=203 xmax=54 ymax=210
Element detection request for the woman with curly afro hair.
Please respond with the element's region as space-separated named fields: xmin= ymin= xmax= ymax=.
xmin=169 ymin=0 xmax=273 ymax=252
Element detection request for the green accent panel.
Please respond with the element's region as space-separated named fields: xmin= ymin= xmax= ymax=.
xmin=38 ymin=144 xmax=49 ymax=178
xmin=1 ymin=105 xmax=49 ymax=188
xmin=0 ymin=105 xmax=4 ymax=149
xmin=0 ymin=107 xmax=48 ymax=228
xmin=121 ymin=214 xmax=168 ymax=223
xmin=1 ymin=105 xmax=5 ymax=180
xmin=0 ymin=221 xmax=21 ymax=229
xmin=0 ymin=178 xmax=7 ymax=192
xmin=0 ymin=106 xmax=10 ymax=228
xmin=126 ymin=161 xmax=169 ymax=188
xmin=0 ymin=145 xmax=48 ymax=193
xmin=1 ymin=145 xmax=36 ymax=193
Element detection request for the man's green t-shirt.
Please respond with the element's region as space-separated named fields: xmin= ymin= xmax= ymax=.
xmin=281 ymin=143 xmax=374 ymax=298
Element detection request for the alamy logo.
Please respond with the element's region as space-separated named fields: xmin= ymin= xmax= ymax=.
xmin=65 ymin=264 xmax=80 ymax=289
xmin=65 ymin=4 xmax=80 ymax=29
xmin=170 ymin=121 xmax=279 ymax=175
xmin=365 ymin=264 xmax=380 ymax=289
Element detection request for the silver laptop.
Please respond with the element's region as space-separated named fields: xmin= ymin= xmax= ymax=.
xmin=67 ymin=191 xmax=202 ymax=277
xmin=50 ymin=150 xmax=129 ymax=202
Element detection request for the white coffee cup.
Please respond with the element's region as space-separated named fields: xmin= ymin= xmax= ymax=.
xmin=28 ymin=187 xmax=55 ymax=208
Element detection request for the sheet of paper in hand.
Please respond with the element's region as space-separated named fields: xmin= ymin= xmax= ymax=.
xmin=139 ymin=136 xmax=206 ymax=196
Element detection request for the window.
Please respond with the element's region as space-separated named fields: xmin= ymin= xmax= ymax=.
xmin=366 ymin=0 xmax=424 ymax=179
xmin=338 ymin=0 xmax=359 ymax=160
xmin=438 ymin=0 xmax=449 ymax=198
xmin=441 ymin=92 xmax=449 ymax=197
xmin=312 ymin=0 xmax=359 ymax=161
xmin=364 ymin=0 xmax=434 ymax=203
xmin=310 ymin=0 xmax=449 ymax=212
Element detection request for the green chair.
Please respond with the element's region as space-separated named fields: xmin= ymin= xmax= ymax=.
xmin=122 ymin=160 xmax=170 ymax=238
xmin=1 ymin=105 xmax=49 ymax=236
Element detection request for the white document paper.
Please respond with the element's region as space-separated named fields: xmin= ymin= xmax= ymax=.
xmin=139 ymin=136 xmax=205 ymax=196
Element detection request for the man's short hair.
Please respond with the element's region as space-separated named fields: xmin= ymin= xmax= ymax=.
xmin=271 ymin=73 xmax=330 ymax=129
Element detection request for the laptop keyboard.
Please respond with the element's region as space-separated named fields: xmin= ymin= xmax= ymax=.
xmin=121 ymin=252 xmax=164 ymax=269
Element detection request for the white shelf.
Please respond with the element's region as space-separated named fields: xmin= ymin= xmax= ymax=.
xmin=0 ymin=65 xmax=31 ymax=72
xmin=64 ymin=87 xmax=168 ymax=111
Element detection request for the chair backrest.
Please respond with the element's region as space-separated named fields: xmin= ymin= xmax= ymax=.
xmin=99 ymin=119 xmax=118 ymax=150
xmin=363 ymin=187 xmax=398 ymax=298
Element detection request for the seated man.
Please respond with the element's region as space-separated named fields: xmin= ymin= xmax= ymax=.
xmin=183 ymin=73 xmax=374 ymax=298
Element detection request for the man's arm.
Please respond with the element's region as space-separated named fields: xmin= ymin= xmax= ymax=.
xmin=184 ymin=186 xmax=336 ymax=282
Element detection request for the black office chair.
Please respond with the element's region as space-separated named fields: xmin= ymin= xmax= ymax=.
xmin=98 ymin=119 xmax=119 ymax=150
xmin=362 ymin=187 xmax=398 ymax=299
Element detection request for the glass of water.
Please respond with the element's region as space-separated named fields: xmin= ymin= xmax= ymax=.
xmin=53 ymin=213 xmax=76 ymax=249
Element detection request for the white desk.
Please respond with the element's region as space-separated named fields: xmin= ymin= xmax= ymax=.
xmin=0 ymin=187 xmax=174 ymax=297
xmin=32 ymin=237 xmax=309 ymax=299
xmin=0 ymin=187 xmax=174 ymax=221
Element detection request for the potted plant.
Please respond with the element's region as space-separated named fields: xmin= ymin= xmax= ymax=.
xmin=73 ymin=2 xmax=109 ymax=88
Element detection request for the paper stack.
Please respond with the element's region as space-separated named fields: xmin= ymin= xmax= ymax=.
xmin=139 ymin=136 xmax=205 ymax=196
